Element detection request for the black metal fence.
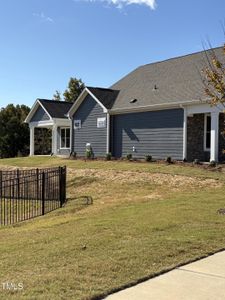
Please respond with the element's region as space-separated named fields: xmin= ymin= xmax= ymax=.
xmin=0 ymin=166 xmax=66 ymax=226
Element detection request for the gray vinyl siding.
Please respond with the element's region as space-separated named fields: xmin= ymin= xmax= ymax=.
xmin=56 ymin=127 xmax=71 ymax=156
xmin=31 ymin=106 xmax=50 ymax=122
xmin=112 ymin=109 xmax=184 ymax=160
xmin=73 ymin=95 xmax=107 ymax=157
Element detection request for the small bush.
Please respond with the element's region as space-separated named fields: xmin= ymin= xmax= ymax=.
xmin=70 ymin=151 xmax=77 ymax=159
xmin=209 ymin=160 xmax=216 ymax=167
xmin=106 ymin=152 xmax=112 ymax=161
xmin=126 ymin=153 xmax=132 ymax=160
xmin=193 ymin=158 xmax=200 ymax=165
xmin=145 ymin=155 xmax=152 ymax=162
xmin=165 ymin=156 xmax=172 ymax=164
xmin=86 ymin=148 xmax=93 ymax=159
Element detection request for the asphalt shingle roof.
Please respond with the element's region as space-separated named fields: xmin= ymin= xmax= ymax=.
xmin=110 ymin=47 xmax=225 ymax=111
xmin=38 ymin=99 xmax=73 ymax=119
xmin=86 ymin=87 xmax=120 ymax=109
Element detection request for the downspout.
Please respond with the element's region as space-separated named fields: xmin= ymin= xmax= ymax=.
xmin=69 ymin=116 xmax=74 ymax=155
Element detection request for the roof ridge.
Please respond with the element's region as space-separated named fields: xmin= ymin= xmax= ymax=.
xmin=38 ymin=99 xmax=73 ymax=105
xmin=140 ymin=46 xmax=223 ymax=68
xmin=87 ymin=86 xmax=119 ymax=92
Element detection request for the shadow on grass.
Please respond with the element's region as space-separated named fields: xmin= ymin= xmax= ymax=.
xmin=54 ymin=196 xmax=93 ymax=216
xmin=67 ymin=176 xmax=99 ymax=188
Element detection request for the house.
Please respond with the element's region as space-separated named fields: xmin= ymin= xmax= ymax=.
xmin=25 ymin=47 xmax=225 ymax=162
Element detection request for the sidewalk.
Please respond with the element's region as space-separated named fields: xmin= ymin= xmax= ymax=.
xmin=106 ymin=251 xmax=225 ymax=300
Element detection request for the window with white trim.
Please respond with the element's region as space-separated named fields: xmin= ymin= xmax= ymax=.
xmin=204 ymin=114 xmax=211 ymax=151
xmin=74 ymin=120 xmax=81 ymax=129
xmin=60 ymin=128 xmax=70 ymax=149
xmin=97 ymin=117 xmax=106 ymax=128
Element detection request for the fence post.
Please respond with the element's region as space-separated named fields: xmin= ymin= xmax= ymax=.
xmin=36 ymin=168 xmax=39 ymax=200
xmin=63 ymin=166 xmax=67 ymax=204
xmin=41 ymin=171 xmax=45 ymax=215
xmin=17 ymin=169 xmax=20 ymax=199
xmin=0 ymin=170 xmax=2 ymax=199
xmin=59 ymin=167 xmax=62 ymax=207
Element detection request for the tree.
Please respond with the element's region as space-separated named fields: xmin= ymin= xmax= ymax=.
xmin=202 ymin=44 xmax=225 ymax=107
xmin=63 ymin=77 xmax=85 ymax=103
xmin=0 ymin=104 xmax=30 ymax=158
xmin=53 ymin=90 xmax=62 ymax=101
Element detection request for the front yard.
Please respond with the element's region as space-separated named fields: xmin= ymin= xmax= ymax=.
xmin=1 ymin=157 xmax=225 ymax=299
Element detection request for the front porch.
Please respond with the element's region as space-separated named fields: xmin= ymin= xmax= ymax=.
xmin=29 ymin=120 xmax=71 ymax=157
xmin=184 ymin=104 xmax=225 ymax=162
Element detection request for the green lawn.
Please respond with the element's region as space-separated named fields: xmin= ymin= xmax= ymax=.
xmin=0 ymin=157 xmax=225 ymax=299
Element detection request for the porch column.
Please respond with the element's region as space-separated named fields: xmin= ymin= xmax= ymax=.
xmin=210 ymin=111 xmax=219 ymax=162
xmin=183 ymin=107 xmax=187 ymax=160
xmin=29 ymin=126 xmax=35 ymax=156
xmin=52 ymin=125 xmax=57 ymax=155
xmin=106 ymin=113 xmax=110 ymax=154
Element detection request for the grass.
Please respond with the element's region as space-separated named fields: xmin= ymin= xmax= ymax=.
xmin=0 ymin=157 xmax=225 ymax=299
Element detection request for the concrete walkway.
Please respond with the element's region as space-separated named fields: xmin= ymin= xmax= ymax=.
xmin=106 ymin=251 xmax=225 ymax=300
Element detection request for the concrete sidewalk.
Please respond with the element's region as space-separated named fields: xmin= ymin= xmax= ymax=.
xmin=106 ymin=251 xmax=225 ymax=300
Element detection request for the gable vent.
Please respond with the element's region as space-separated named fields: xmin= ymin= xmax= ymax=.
xmin=130 ymin=98 xmax=138 ymax=104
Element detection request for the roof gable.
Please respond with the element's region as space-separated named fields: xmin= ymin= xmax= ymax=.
xmin=30 ymin=105 xmax=50 ymax=122
xmin=38 ymin=99 xmax=73 ymax=119
xmin=68 ymin=87 xmax=119 ymax=116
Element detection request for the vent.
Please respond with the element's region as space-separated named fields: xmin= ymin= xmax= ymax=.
xmin=130 ymin=98 xmax=137 ymax=103
xmin=153 ymin=84 xmax=158 ymax=91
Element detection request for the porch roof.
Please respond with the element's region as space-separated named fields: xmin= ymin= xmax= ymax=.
xmin=38 ymin=99 xmax=73 ymax=119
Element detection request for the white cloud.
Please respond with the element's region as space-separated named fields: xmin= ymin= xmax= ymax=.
xmin=74 ymin=0 xmax=157 ymax=10
xmin=33 ymin=12 xmax=54 ymax=23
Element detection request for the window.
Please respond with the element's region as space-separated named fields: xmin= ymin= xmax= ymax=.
xmin=60 ymin=128 xmax=70 ymax=149
xmin=204 ymin=114 xmax=211 ymax=151
xmin=97 ymin=117 xmax=106 ymax=128
xmin=74 ymin=120 xmax=81 ymax=129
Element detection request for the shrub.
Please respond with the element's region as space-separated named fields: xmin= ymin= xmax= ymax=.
xmin=209 ymin=160 xmax=216 ymax=167
xmin=165 ymin=156 xmax=172 ymax=164
xmin=193 ymin=158 xmax=200 ymax=165
xmin=70 ymin=151 xmax=77 ymax=159
xmin=145 ymin=155 xmax=152 ymax=162
xmin=126 ymin=153 xmax=132 ymax=160
xmin=106 ymin=152 xmax=112 ymax=161
xmin=86 ymin=148 xmax=93 ymax=159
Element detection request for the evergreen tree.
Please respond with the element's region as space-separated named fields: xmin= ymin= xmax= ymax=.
xmin=63 ymin=78 xmax=85 ymax=103
xmin=0 ymin=104 xmax=30 ymax=158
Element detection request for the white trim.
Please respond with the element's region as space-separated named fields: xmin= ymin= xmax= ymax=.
xmin=109 ymin=100 xmax=202 ymax=115
xmin=204 ymin=113 xmax=211 ymax=152
xmin=51 ymin=125 xmax=58 ymax=155
xmin=25 ymin=99 xmax=52 ymax=123
xmin=210 ymin=111 xmax=219 ymax=162
xmin=25 ymin=100 xmax=42 ymax=123
xmin=187 ymin=103 xmax=224 ymax=115
xmin=29 ymin=120 xmax=54 ymax=128
xmin=97 ymin=117 xmax=106 ymax=128
xmin=52 ymin=118 xmax=71 ymax=127
xmin=68 ymin=87 xmax=108 ymax=117
xmin=29 ymin=127 xmax=35 ymax=156
xmin=106 ymin=113 xmax=110 ymax=154
xmin=86 ymin=88 xmax=108 ymax=113
xmin=60 ymin=127 xmax=71 ymax=149
xmin=70 ymin=117 xmax=73 ymax=153
xmin=38 ymin=100 xmax=52 ymax=120
xmin=74 ymin=120 xmax=81 ymax=129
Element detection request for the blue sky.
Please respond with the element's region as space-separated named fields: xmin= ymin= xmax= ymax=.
xmin=0 ymin=0 xmax=224 ymax=108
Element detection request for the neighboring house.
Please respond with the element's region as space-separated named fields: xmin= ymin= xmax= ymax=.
xmin=25 ymin=47 xmax=225 ymax=162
